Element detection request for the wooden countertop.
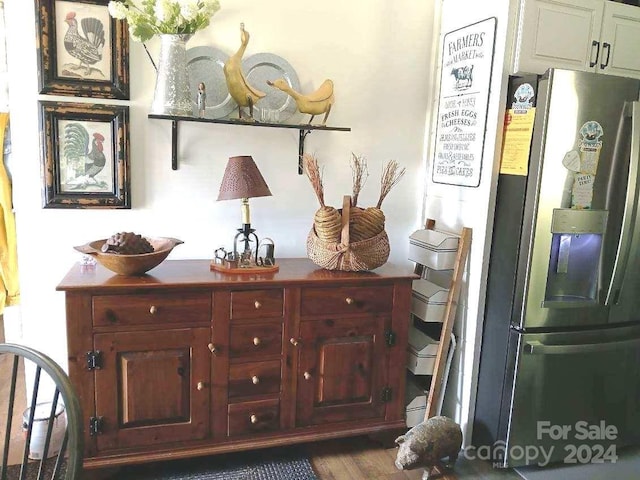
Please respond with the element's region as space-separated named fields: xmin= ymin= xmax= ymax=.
xmin=57 ymin=258 xmax=418 ymax=292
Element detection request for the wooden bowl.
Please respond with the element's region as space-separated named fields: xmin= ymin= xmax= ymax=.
xmin=73 ymin=237 xmax=184 ymax=276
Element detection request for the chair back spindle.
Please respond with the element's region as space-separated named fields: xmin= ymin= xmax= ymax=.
xmin=0 ymin=344 xmax=83 ymax=480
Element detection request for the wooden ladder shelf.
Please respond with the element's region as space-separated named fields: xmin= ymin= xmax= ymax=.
xmin=413 ymin=219 xmax=472 ymax=419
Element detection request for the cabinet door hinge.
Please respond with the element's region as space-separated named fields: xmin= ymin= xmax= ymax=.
xmin=86 ymin=350 xmax=103 ymax=371
xmin=89 ymin=416 xmax=104 ymax=436
xmin=381 ymin=387 xmax=393 ymax=403
xmin=384 ymin=330 xmax=396 ymax=347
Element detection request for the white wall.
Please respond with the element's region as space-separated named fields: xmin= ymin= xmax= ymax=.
xmin=4 ymin=1 xmax=436 ymax=370
xmin=424 ymin=0 xmax=518 ymax=444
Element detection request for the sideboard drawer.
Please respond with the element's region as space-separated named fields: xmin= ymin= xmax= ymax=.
xmin=229 ymin=322 xmax=283 ymax=359
xmin=300 ymin=285 xmax=394 ymax=316
xmin=228 ymin=399 xmax=280 ymax=437
xmin=93 ymin=292 xmax=211 ymax=327
xmin=230 ymin=289 xmax=283 ymax=320
xmin=228 ymin=360 xmax=281 ymax=399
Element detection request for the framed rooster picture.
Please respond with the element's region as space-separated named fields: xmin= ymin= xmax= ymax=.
xmin=35 ymin=0 xmax=129 ymax=99
xmin=39 ymin=101 xmax=130 ymax=208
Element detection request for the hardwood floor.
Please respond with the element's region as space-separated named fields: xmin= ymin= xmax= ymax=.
xmin=306 ymin=436 xmax=521 ymax=480
xmin=77 ymin=436 xmax=521 ymax=480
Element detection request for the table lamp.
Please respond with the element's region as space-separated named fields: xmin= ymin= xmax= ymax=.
xmin=217 ymin=155 xmax=272 ymax=265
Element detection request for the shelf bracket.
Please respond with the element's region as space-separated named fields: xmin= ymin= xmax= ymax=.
xmin=298 ymin=129 xmax=311 ymax=175
xmin=171 ymin=120 xmax=179 ymax=170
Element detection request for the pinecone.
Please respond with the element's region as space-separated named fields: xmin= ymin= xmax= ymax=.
xmin=101 ymin=232 xmax=154 ymax=255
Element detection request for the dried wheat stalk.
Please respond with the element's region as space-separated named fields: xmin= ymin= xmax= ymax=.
xmin=350 ymin=153 xmax=369 ymax=207
xmin=303 ymin=153 xmax=325 ymax=207
xmin=377 ymin=160 xmax=406 ymax=208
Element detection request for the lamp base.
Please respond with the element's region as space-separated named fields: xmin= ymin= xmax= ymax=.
xmin=234 ymin=223 xmax=259 ymax=264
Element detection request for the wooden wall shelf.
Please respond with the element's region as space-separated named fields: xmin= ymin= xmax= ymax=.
xmin=148 ymin=114 xmax=351 ymax=173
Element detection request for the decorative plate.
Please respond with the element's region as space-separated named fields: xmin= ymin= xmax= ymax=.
xmin=242 ymin=52 xmax=301 ymax=122
xmin=186 ymin=46 xmax=235 ymax=119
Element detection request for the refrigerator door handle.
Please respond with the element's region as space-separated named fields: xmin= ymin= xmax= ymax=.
xmin=605 ymin=101 xmax=640 ymax=306
xmin=524 ymin=337 xmax=640 ymax=355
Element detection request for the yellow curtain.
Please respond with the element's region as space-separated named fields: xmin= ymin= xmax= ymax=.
xmin=0 ymin=112 xmax=19 ymax=312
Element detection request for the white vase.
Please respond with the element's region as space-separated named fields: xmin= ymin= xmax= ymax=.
xmin=151 ymin=34 xmax=193 ymax=116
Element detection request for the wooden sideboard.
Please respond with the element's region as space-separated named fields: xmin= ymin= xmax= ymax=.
xmin=57 ymin=258 xmax=417 ymax=468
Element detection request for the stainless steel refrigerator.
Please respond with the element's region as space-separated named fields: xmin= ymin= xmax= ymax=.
xmin=473 ymin=68 xmax=640 ymax=468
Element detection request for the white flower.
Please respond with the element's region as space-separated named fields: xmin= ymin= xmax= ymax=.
xmin=107 ymin=2 xmax=128 ymax=19
xmin=203 ymin=0 xmax=221 ymax=17
xmin=108 ymin=0 xmax=221 ymax=42
xmin=154 ymin=0 xmax=171 ymax=24
xmin=178 ymin=0 xmax=200 ymax=22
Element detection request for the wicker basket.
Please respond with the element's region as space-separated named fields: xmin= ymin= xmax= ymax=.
xmin=307 ymin=195 xmax=390 ymax=271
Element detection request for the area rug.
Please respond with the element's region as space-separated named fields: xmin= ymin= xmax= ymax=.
xmin=114 ymin=448 xmax=319 ymax=480
xmin=4 ymin=447 xmax=318 ymax=480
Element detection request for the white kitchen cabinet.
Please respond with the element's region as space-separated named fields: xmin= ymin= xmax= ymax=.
xmin=512 ymin=0 xmax=640 ymax=79
xmin=600 ymin=2 xmax=640 ymax=77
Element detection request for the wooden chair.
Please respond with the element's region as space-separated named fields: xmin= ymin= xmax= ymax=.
xmin=0 ymin=343 xmax=83 ymax=480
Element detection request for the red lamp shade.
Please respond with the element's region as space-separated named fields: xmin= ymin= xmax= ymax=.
xmin=217 ymin=155 xmax=272 ymax=201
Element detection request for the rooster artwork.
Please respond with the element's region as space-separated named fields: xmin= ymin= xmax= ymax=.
xmin=62 ymin=123 xmax=111 ymax=191
xmin=62 ymin=11 xmax=106 ymax=78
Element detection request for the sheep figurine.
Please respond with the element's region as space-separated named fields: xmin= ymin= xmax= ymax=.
xmin=394 ymin=416 xmax=463 ymax=479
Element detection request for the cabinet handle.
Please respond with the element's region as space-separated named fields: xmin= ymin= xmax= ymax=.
xmin=589 ymin=40 xmax=600 ymax=68
xmin=290 ymin=338 xmax=299 ymax=347
xmin=345 ymin=297 xmax=354 ymax=305
xmin=253 ymin=337 xmax=261 ymax=346
xmin=250 ymin=414 xmax=258 ymax=424
xmin=208 ymin=343 xmax=218 ymax=354
xmin=600 ymin=42 xmax=611 ymax=69
xmin=303 ymin=371 xmax=312 ymax=380
xmin=149 ymin=305 xmax=158 ymax=314
xmin=252 ymin=375 xmax=260 ymax=385
xmin=197 ymin=381 xmax=205 ymax=391
xmin=254 ymin=300 xmax=262 ymax=309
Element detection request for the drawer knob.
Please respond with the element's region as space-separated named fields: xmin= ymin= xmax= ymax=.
xmin=254 ymin=300 xmax=262 ymax=309
xmin=345 ymin=297 xmax=354 ymax=305
xmin=197 ymin=381 xmax=205 ymax=391
xmin=208 ymin=343 xmax=218 ymax=354
xmin=289 ymin=338 xmax=299 ymax=347
xmin=303 ymin=371 xmax=312 ymax=380
xmin=149 ymin=305 xmax=158 ymax=314
xmin=250 ymin=414 xmax=258 ymax=424
xmin=253 ymin=337 xmax=261 ymax=346
xmin=252 ymin=375 xmax=260 ymax=385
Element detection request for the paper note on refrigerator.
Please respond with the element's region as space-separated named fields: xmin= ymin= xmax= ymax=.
xmin=499 ymin=107 xmax=536 ymax=176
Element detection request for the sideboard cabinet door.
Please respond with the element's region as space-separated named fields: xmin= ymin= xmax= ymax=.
xmin=295 ymin=314 xmax=389 ymax=427
xmin=93 ymin=328 xmax=211 ymax=451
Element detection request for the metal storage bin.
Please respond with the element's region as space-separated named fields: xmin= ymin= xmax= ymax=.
xmin=405 ymin=376 xmax=428 ymax=427
xmin=411 ymin=278 xmax=449 ymax=322
xmin=407 ymin=325 xmax=439 ymax=375
xmin=408 ymin=229 xmax=460 ymax=270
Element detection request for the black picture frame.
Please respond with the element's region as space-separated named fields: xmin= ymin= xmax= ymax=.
xmin=39 ymin=100 xmax=130 ymax=209
xmin=35 ymin=0 xmax=130 ymax=99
